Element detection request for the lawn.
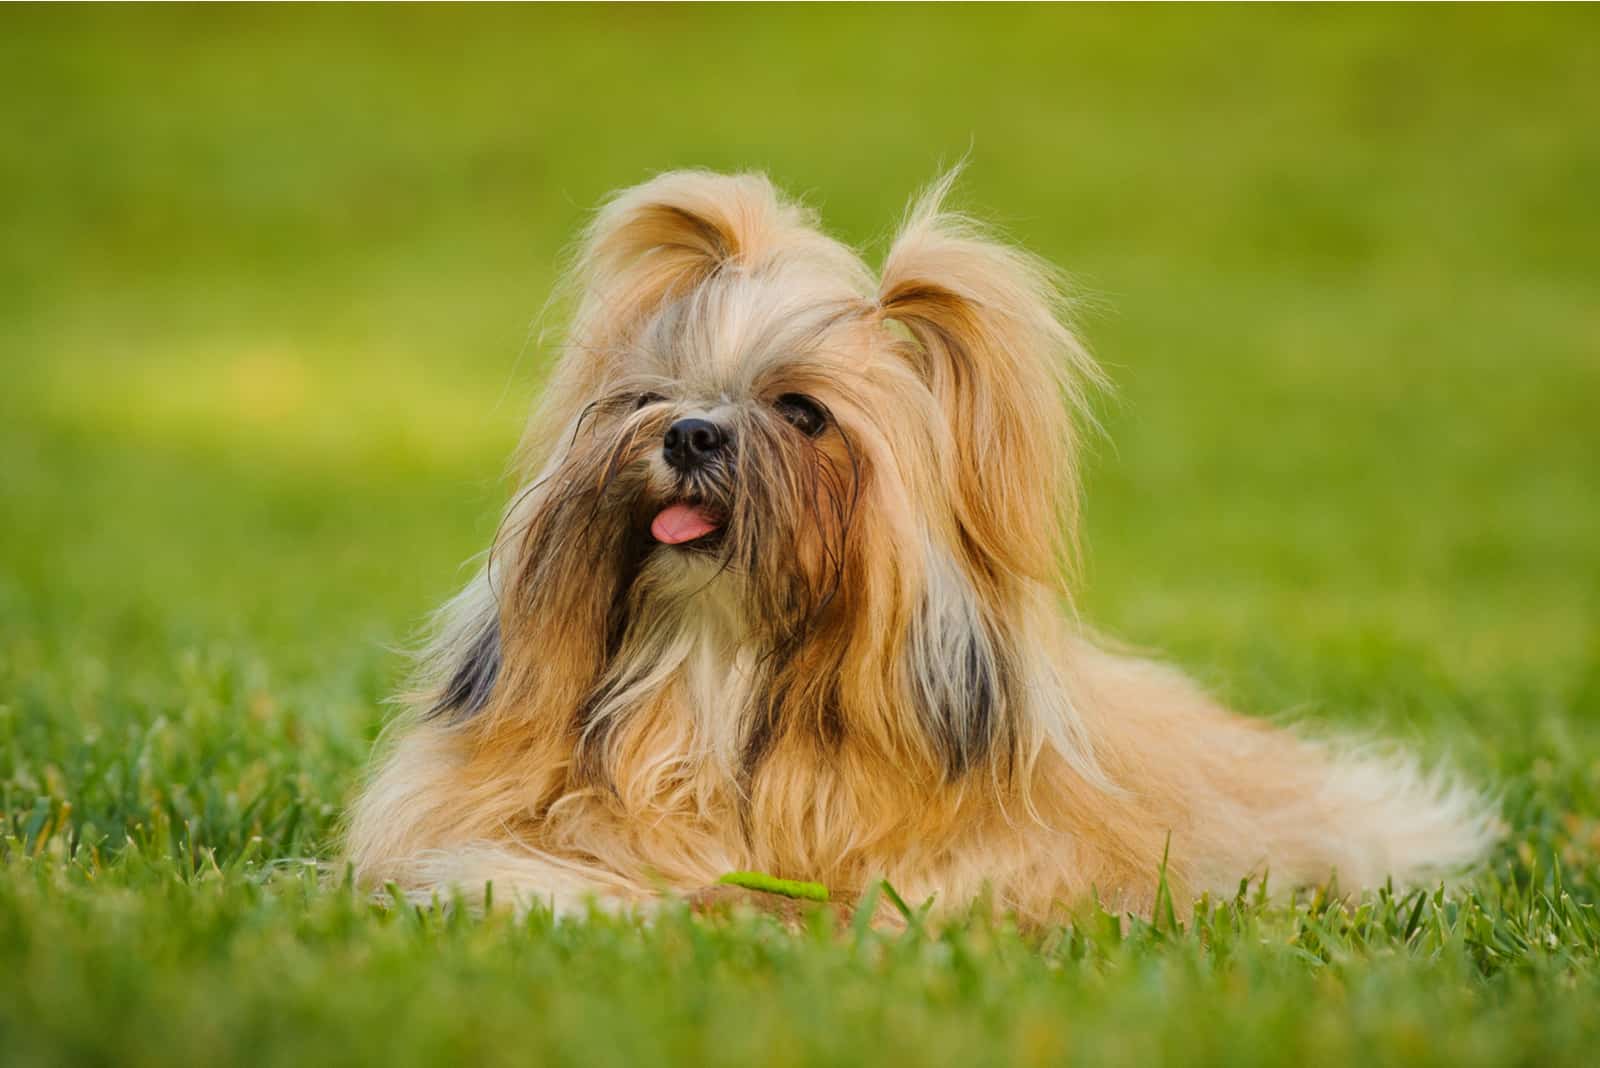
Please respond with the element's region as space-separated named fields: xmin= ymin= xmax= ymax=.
xmin=3 ymin=6 xmax=1598 ymax=1066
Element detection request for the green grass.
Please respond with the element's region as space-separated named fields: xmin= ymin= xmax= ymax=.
xmin=3 ymin=6 xmax=1598 ymax=1065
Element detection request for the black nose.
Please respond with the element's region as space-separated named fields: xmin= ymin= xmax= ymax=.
xmin=662 ymin=417 xmax=727 ymax=472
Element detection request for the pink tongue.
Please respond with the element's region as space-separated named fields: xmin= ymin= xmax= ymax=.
xmin=650 ymin=504 xmax=720 ymax=545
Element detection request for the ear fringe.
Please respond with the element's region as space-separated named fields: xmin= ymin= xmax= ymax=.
xmin=879 ymin=167 xmax=1106 ymax=586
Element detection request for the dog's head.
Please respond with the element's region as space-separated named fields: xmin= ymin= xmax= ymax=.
xmin=431 ymin=171 xmax=1101 ymax=790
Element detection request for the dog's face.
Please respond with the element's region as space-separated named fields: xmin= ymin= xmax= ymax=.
xmin=438 ymin=171 xmax=1100 ymax=788
xmin=560 ymin=267 xmax=903 ymax=645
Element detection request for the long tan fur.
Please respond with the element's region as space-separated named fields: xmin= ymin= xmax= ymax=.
xmin=345 ymin=170 xmax=1493 ymax=921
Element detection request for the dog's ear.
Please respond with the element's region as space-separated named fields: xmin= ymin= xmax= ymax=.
xmin=568 ymin=170 xmax=819 ymax=355
xmin=879 ymin=172 xmax=1104 ymax=585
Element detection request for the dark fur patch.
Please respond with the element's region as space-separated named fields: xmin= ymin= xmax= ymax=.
xmin=736 ymin=652 xmax=847 ymax=813
xmin=908 ymin=608 xmax=1016 ymax=781
xmin=570 ymin=525 xmax=667 ymax=788
xmin=428 ymin=617 xmax=502 ymax=722
xmin=737 ymin=677 xmax=788 ymax=790
xmin=573 ymin=672 xmax=625 ymax=788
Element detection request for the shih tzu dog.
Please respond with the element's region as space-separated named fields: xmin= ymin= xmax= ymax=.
xmin=346 ymin=170 xmax=1492 ymax=920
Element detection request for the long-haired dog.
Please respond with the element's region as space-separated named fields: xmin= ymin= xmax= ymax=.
xmin=346 ymin=170 xmax=1493 ymax=921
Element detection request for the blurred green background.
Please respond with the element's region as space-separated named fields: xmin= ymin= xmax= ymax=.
xmin=7 ymin=5 xmax=1596 ymax=724
xmin=2 ymin=6 xmax=1598 ymax=1065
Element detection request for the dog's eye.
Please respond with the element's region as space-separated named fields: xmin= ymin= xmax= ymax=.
xmin=775 ymin=393 xmax=827 ymax=437
xmin=634 ymin=392 xmax=665 ymax=410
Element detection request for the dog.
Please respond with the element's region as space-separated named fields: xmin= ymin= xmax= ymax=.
xmin=345 ymin=170 xmax=1493 ymax=921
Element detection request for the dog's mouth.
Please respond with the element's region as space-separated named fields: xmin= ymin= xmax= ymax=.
xmin=648 ymin=500 xmax=725 ymax=549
